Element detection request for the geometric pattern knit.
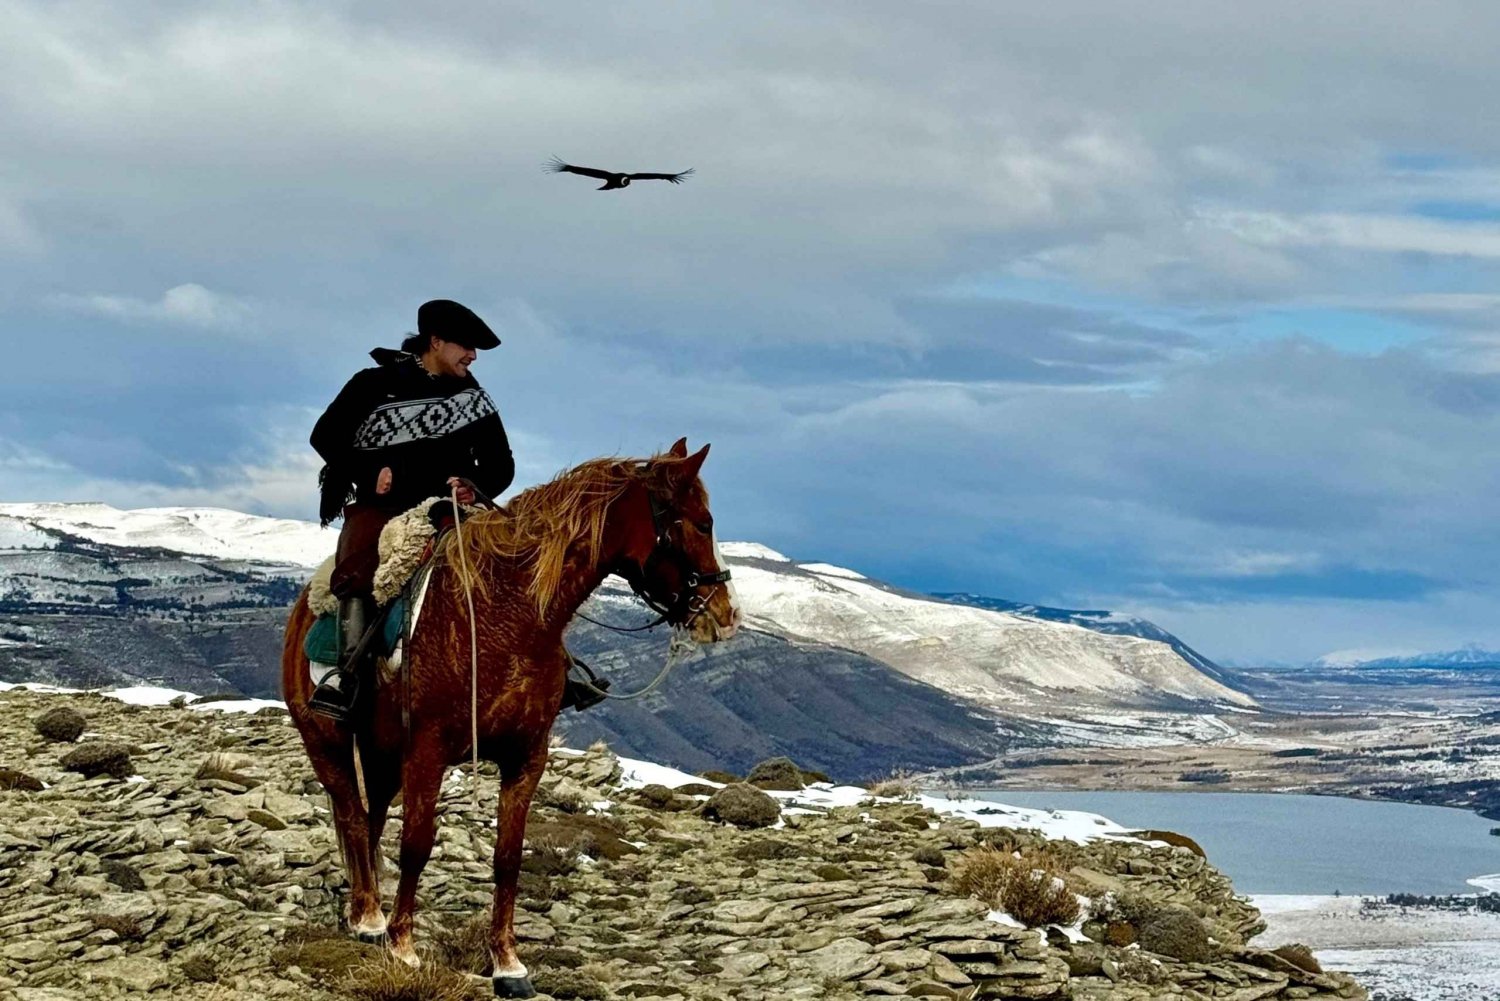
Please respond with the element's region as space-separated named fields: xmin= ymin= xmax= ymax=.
xmin=352 ymin=387 xmax=498 ymax=450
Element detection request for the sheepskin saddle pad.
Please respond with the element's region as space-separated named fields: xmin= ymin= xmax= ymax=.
xmin=303 ymin=497 xmax=481 ymax=678
xmin=307 ymin=496 xmax=480 ymax=617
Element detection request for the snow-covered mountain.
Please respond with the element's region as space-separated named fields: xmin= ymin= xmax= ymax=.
xmin=1313 ymin=644 xmax=1500 ymax=670
xmin=934 ymin=592 xmax=1246 ymax=694
xmin=0 ymin=501 xmax=1254 ymax=720
xmin=722 ymin=544 xmax=1253 ymax=709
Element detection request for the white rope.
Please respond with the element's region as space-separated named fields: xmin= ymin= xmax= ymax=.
xmin=450 ymin=484 xmax=481 ymax=812
xmin=576 ymin=628 xmax=695 ymax=701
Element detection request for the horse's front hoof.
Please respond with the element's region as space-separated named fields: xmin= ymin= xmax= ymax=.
xmin=492 ymin=975 xmax=537 ymax=998
xmin=354 ymin=930 xmax=387 ymax=946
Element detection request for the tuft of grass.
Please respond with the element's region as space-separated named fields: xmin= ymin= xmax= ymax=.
xmin=343 ymin=955 xmax=476 ymax=1001
xmin=433 ymin=912 xmax=492 ymax=976
xmin=195 ymin=752 xmax=262 ymax=788
xmin=90 ymin=913 xmax=146 ymax=941
xmin=534 ymin=782 xmax=589 ymax=815
xmin=179 ymin=953 xmax=220 ymax=983
xmin=866 ymin=771 xmax=920 ymax=800
xmin=948 ymin=845 xmax=1080 ymax=928
xmin=522 ymin=831 xmax=587 ymax=876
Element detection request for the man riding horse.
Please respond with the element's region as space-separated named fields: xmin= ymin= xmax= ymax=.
xmin=306 ymin=298 xmax=605 ymax=720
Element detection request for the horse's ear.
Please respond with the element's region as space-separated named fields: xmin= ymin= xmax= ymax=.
xmin=668 ymin=437 xmax=688 ymax=458
xmin=675 ymin=443 xmax=710 ymax=487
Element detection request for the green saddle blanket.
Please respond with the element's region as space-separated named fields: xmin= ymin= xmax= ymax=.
xmin=304 ymin=596 xmax=406 ymax=666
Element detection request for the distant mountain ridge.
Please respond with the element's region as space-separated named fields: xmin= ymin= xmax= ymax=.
xmin=0 ymin=501 xmax=1253 ymax=777
xmin=1313 ymin=644 xmax=1500 ymax=670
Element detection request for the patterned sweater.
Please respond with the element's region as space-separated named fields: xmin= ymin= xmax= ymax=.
xmin=311 ymin=348 xmax=515 ymax=524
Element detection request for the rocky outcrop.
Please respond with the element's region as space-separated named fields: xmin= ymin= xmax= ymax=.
xmin=0 ymin=689 xmax=1365 ymax=1000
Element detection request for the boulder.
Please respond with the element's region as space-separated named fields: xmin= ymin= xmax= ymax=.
xmin=35 ymin=706 xmax=86 ymax=743
xmin=703 ymin=783 xmax=780 ymax=828
xmin=0 ymin=766 xmax=44 ymax=791
xmin=60 ymin=741 xmax=134 ymax=779
xmin=746 ymin=756 xmax=805 ymax=790
xmin=1137 ymin=906 xmax=1215 ymax=962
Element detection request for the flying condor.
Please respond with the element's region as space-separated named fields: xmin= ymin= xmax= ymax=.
xmin=545 ymin=157 xmax=695 ymax=191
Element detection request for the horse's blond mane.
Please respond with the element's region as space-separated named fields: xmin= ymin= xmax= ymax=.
xmin=440 ymin=453 xmax=681 ymax=616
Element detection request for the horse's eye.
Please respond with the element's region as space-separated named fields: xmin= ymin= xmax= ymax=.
xmin=695 ymin=518 xmax=713 ymax=535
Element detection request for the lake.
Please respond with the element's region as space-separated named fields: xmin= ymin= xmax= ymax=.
xmin=965 ymin=790 xmax=1500 ymax=895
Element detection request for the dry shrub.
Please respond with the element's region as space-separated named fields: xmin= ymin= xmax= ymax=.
xmin=867 ymin=771 xmax=920 ymax=800
xmin=343 ymin=955 xmax=475 ymax=1001
xmin=534 ymin=782 xmax=589 ymax=814
xmin=523 ymin=831 xmax=587 ymax=876
xmin=949 ymin=845 xmax=1081 ymax=928
xmin=90 ymin=913 xmax=146 ymax=941
xmin=180 ymin=952 xmax=220 ymax=983
xmin=272 ymin=923 xmax=375 ymax=980
xmin=195 ymin=753 xmax=261 ymax=788
xmin=433 ymin=912 xmax=492 ymax=976
xmin=577 ymin=961 xmax=619 ymax=985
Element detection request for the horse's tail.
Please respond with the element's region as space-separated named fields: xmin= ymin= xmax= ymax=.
xmin=281 ymin=587 xmax=317 ymax=716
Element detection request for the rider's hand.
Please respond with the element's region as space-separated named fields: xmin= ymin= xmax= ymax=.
xmin=376 ymin=467 xmax=393 ymax=495
xmin=447 ymin=476 xmax=476 ymax=505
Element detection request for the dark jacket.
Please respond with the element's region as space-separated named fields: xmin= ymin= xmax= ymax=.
xmin=311 ymin=348 xmax=515 ymax=524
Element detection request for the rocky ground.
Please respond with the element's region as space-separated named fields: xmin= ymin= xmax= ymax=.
xmin=0 ymin=689 xmax=1366 ymax=1000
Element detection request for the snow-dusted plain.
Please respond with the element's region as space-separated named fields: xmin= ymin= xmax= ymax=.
xmin=1255 ymin=894 xmax=1500 ymax=1000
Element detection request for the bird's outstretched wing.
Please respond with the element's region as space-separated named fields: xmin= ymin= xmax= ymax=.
xmin=627 ymin=168 xmax=696 ymax=184
xmin=545 ymin=157 xmax=615 ymax=181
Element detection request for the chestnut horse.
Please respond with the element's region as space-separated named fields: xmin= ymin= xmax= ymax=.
xmin=281 ymin=440 xmax=740 ymax=997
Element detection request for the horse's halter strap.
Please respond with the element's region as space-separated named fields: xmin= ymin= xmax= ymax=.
xmin=629 ymin=491 xmax=732 ymax=627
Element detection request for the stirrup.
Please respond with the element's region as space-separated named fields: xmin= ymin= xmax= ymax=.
xmin=307 ymin=669 xmax=359 ymax=722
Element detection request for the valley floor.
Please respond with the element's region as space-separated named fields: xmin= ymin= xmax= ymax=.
xmin=942 ymin=704 xmax=1500 ymax=821
xmin=1255 ymin=894 xmax=1500 ymax=1001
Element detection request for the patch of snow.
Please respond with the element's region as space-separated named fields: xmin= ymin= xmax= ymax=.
xmin=717 ymin=541 xmax=790 ymax=562
xmin=617 ymin=757 xmax=722 ymax=790
xmin=0 ymin=682 xmax=281 ymax=714
xmin=188 ymin=698 xmax=285 ymax=714
xmin=102 ymin=685 xmax=194 ymax=706
xmin=614 ymin=753 xmax=1134 ymax=842
xmin=799 ymin=562 xmax=866 ymax=580
xmin=1469 ymin=873 xmax=1500 ymax=893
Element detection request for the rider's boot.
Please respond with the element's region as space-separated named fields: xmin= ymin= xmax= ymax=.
xmin=308 ymin=596 xmax=370 ymax=722
xmin=561 ymin=656 xmax=609 ymax=712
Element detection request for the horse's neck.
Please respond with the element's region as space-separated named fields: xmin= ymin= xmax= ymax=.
xmin=511 ymin=495 xmax=642 ymax=639
xmin=542 ymin=558 xmax=614 ymax=636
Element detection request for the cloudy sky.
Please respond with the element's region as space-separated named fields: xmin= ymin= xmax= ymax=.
xmin=5 ymin=1 xmax=1500 ymax=665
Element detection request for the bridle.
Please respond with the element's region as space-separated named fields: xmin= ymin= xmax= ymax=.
xmin=578 ymin=486 xmax=732 ymax=634
xmin=629 ymin=491 xmax=733 ymax=628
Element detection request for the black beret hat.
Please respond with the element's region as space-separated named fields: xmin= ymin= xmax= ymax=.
xmin=417 ymin=299 xmax=500 ymax=349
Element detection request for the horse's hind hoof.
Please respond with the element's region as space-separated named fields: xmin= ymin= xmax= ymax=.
xmin=492 ymin=975 xmax=536 ymax=998
xmin=354 ymin=930 xmax=387 ymax=946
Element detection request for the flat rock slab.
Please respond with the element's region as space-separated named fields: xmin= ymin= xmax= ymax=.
xmin=806 ymin=937 xmax=879 ymax=981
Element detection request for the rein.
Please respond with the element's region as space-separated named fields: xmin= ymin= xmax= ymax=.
xmin=568 ymin=490 xmax=731 ymax=702
xmin=450 ymin=483 xmax=481 ymax=811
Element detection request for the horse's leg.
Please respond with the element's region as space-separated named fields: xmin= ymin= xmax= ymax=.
xmin=303 ymin=731 xmax=386 ymax=939
xmin=363 ymin=752 xmax=402 ymax=912
xmin=385 ymin=741 xmax=444 ymax=967
xmin=489 ymin=740 xmax=548 ymax=998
